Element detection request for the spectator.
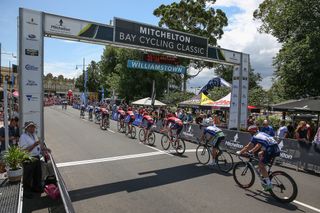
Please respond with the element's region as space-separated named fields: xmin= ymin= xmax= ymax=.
xmin=178 ymin=109 xmax=186 ymax=121
xmin=287 ymin=121 xmax=295 ymax=138
xmin=195 ymin=112 xmax=203 ymax=125
xmin=261 ymin=120 xmax=275 ymax=136
xmin=295 ymin=121 xmax=311 ymax=145
xmin=0 ymin=118 xmax=20 ymax=151
xmin=19 ymin=121 xmax=50 ymax=193
xmin=277 ymin=120 xmax=288 ymax=138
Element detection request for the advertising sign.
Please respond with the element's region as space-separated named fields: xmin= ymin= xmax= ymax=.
xmin=127 ymin=60 xmax=186 ymax=74
xmin=44 ymin=13 xmax=113 ymax=42
xmin=228 ymin=65 xmax=240 ymax=129
xmin=114 ymin=18 xmax=208 ymax=57
xmin=240 ymin=54 xmax=249 ymax=129
xmin=19 ymin=8 xmax=43 ymax=138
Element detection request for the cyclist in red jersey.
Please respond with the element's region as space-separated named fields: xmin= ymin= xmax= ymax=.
xmin=117 ymin=106 xmax=126 ymax=126
xmin=141 ymin=112 xmax=154 ymax=143
xmin=166 ymin=116 xmax=183 ymax=137
xmin=126 ymin=107 xmax=136 ymax=134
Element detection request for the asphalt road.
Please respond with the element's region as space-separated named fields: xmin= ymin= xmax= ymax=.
xmin=44 ymin=106 xmax=320 ymax=213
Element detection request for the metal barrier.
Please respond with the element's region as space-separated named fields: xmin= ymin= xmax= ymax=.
xmin=110 ymin=111 xmax=320 ymax=172
xmin=49 ymin=153 xmax=75 ymax=213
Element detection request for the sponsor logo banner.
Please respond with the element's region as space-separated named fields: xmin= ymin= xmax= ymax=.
xmin=25 ymin=64 xmax=39 ymax=71
xmin=26 ymin=34 xmax=38 ymax=41
xmin=25 ymin=48 xmax=39 ymax=56
xmin=26 ymin=80 xmax=38 ymax=86
xmin=127 ymin=60 xmax=186 ymax=74
xmin=115 ymin=18 xmax=208 ymax=57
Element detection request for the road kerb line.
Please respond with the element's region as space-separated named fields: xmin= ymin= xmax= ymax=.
xmin=107 ymin=129 xmax=115 ymax=133
xmin=293 ymin=200 xmax=320 ymax=213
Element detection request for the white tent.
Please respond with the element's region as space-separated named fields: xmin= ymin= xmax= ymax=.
xmin=212 ymin=93 xmax=231 ymax=108
xmin=132 ymin=97 xmax=166 ymax=106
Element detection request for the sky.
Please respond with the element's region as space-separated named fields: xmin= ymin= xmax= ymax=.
xmin=0 ymin=0 xmax=280 ymax=90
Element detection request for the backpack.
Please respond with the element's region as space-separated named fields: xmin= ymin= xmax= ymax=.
xmin=44 ymin=184 xmax=60 ymax=200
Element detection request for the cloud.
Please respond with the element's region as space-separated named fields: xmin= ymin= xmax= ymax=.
xmin=204 ymin=0 xmax=282 ymax=89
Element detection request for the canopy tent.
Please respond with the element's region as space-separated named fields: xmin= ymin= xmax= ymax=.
xmin=202 ymin=93 xmax=256 ymax=109
xmin=200 ymin=93 xmax=214 ymax=105
xmin=178 ymin=94 xmax=201 ymax=107
xmin=132 ymin=97 xmax=166 ymax=106
xmin=271 ymin=97 xmax=320 ymax=113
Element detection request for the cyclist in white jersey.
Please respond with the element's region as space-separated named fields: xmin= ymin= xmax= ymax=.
xmin=200 ymin=125 xmax=225 ymax=166
xmin=237 ymin=125 xmax=280 ymax=190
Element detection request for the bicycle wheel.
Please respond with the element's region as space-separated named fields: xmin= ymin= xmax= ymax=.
xmin=138 ymin=129 xmax=145 ymax=142
xmin=130 ymin=126 xmax=137 ymax=139
xmin=269 ymin=171 xmax=298 ymax=203
xmin=233 ymin=162 xmax=255 ymax=188
xmin=161 ymin=135 xmax=170 ymax=150
xmin=175 ymin=139 xmax=186 ymax=155
xmin=216 ymin=150 xmax=234 ymax=173
xmin=196 ymin=145 xmax=210 ymax=165
xmin=147 ymin=132 xmax=156 ymax=146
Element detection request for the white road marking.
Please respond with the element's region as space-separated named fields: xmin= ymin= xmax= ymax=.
xmin=293 ymin=200 xmax=320 ymax=213
xmin=56 ymin=149 xmax=198 ymax=168
xmin=57 ymin=151 xmax=163 ymax=168
xmin=107 ymin=129 xmax=115 ymax=133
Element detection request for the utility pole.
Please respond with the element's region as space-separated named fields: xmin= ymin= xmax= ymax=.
xmin=3 ymin=76 xmax=9 ymax=150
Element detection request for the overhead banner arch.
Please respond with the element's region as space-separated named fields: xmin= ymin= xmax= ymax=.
xmin=19 ymin=8 xmax=249 ymax=139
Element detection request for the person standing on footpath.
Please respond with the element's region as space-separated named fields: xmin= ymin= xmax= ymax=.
xmin=19 ymin=121 xmax=50 ymax=193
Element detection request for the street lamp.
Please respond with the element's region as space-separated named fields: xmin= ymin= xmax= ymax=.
xmin=76 ymin=58 xmax=90 ymax=105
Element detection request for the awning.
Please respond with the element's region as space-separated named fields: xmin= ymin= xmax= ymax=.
xmin=271 ymin=97 xmax=320 ymax=113
xmin=132 ymin=97 xmax=166 ymax=106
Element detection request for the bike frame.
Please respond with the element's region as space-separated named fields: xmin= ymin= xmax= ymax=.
xmin=238 ymin=155 xmax=273 ymax=183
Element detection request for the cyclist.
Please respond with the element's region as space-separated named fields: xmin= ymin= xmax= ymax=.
xmin=100 ymin=107 xmax=110 ymax=128
xmin=126 ymin=107 xmax=136 ymax=134
xmin=141 ymin=112 xmax=154 ymax=143
xmin=117 ymin=107 xmax=126 ymax=129
xmin=80 ymin=104 xmax=86 ymax=118
xmin=199 ymin=124 xmax=225 ymax=167
xmin=165 ymin=115 xmax=183 ymax=139
xmin=236 ymin=125 xmax=280 ymax=191
xmin=88 ymin=105 xmax=94 ymax=121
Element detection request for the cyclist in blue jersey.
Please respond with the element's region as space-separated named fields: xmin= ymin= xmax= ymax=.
xmin=237 ymin=125 xmax=280 ymax=191
xmin=200 ymin=125 xmax=225 ymax=166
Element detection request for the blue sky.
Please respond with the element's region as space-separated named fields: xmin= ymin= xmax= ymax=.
xmin=0 ymin=0 xmax=280 ymax=89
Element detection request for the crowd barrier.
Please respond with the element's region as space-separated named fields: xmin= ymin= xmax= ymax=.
xmin=111 ymin=111 xmax=320 ymax=172
xmin=49 ymin=153 xmax=75 ymax=213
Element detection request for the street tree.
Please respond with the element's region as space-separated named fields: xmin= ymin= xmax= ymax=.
xmin=254 ymin=0 xmax=320 ymax=98
xmin=153 ymin=0 xmax=228 ymax=91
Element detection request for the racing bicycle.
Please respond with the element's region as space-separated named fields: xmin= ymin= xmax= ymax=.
xmin=196 ymin=137 xmax=234 ymax=172
xmin=139 ymin=125 xmax=156 ymax=146
xmin=233 ymin=153 xmax=298 ymax=203
xmin=161 ymin=129 xmax=186 ymax=155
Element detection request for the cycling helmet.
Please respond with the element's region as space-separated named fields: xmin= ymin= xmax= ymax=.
xmin=127 ymin=107 xmax=132 ymax=111
xmin=143 ymin=112 xmax=148 ymax=116
xmin=247 ymin=125 xmax=259 ymax=133
xmin=118 ymin=106 xmax=122 ymax=110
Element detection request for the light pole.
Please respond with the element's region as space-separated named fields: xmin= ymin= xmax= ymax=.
xmin=76 ymin=58 xmax=90 ymax=105
xmin=0 ymin=43 xmax=17 ymax=87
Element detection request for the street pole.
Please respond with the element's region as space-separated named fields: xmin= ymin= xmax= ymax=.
xmin=3 ymin=76 xmax=9 ymax=150
xmin=83 ymin=57 xmax=87 ymax=105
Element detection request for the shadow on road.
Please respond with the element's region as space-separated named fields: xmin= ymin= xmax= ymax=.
xmin=242 ymin=188 xmax=303 ymax=212
xmin=69 ymin=163 xmax=230 ymax=202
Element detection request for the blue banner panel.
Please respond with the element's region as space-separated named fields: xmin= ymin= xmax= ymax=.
xmin=127 ymin=60 xmax=186 ymax=74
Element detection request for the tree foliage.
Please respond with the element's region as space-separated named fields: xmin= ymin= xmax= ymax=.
xmin=153 ymin=0 xmax=228 ymax=91
xmin=160 ymin=91 xmax=194 ymax=105
xmin=154 ymin=0 xmax=228 ymax=46
xmin=254 ymin=0 xmax=320 ymax=98
xmin=207 ymin=87 xmax=230 ymax=102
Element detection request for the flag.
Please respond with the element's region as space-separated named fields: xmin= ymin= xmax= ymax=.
xmin=200 ymin=93 xmax=214 ymax=105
